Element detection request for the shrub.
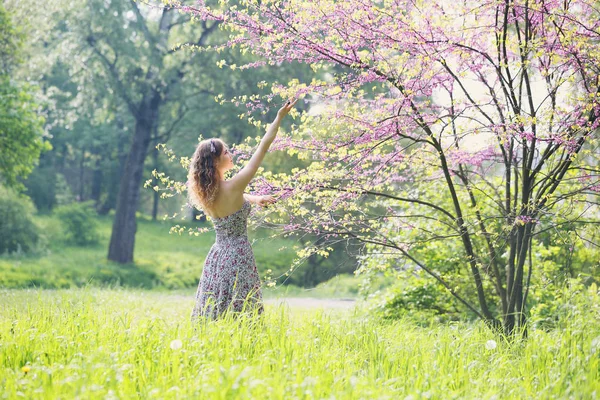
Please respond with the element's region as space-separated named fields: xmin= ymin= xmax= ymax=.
xmin=0 ymin=188 xmax=40 ymax=254
xmin=54 ymin=201 xmax=99 ymax=245
xmin=367 ymin=274 xmax=464 ymax=324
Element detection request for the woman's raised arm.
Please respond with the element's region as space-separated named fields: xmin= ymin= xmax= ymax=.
xmin=229 ymin=98 xmax=298 ymax=193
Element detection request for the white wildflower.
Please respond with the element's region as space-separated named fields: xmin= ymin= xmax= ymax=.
xmin=485 ymin=339 xmax=497 ymax=350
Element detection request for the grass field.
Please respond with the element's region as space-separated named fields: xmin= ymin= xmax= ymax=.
xmin=0 ymin=213 xmax=361 ymax=296
xmin=1 ymin=287 xmax=599 ymax=399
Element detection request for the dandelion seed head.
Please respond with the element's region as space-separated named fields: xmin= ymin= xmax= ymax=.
xmin=485 ymin=339 xmax=497 ymax=350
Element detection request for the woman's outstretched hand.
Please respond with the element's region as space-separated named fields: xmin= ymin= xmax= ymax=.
xmin=257 ymin=195 xmax=277 ymax=208
xmin=277 ymin=98 xmax=299 ymax=119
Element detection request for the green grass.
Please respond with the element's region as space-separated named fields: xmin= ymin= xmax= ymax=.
xmin=264 ymin=274 xmax=371 ymax=299
xmin=0 ymin=214 xmax=207 ymax=289
xmin=0 ymin=213 xmax=367 ymax=298
xmin=1 ymin=287 xmax=598 ymax=399
xmin=0 ymin=214 xmax=345 ymax=294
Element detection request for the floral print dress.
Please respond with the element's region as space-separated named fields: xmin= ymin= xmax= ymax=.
xmin=191 ymin=199 xmax=264 ymax=321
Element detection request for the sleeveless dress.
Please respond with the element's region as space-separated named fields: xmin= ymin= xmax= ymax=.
xmin=190 ymin=199 xmax=264 ymax=321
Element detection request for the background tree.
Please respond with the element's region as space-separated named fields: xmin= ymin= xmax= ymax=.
xmin=7 ymin=0 xmax=329 ymax=270
xmin=0 ymin=5 xmax=50 ymax=190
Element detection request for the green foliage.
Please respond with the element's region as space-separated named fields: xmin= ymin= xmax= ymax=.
xmin=529 ymin=277 xmax=589 ymax=330
xmin=255 ymin=243 xmax=355 ymax=288
xmin=0 ymin=6 xmax=50 ymax=190
xmin=0 ymin=188 xmax=40 ymax=254
xmin=362 ymin=230 xmax=599 ymax=326
xmin=368 ymin=275 xmax=461 ymax=323
xmin=0 ymin=214 xmax=331 ymax=291
xmin=0 ymin=77 xmax=49 ymax=190
xmin=54 ymin=201 xmax=99 ymax=245
xmin=350 ymin=162 xmax=599 ymax=329
xmin=310 ymin=273 xmax=360 ymax=297
xmin=0 ymin=4 xmax=23 ymax=74
xmin=523 ymin=222 xmax=599 ymax=329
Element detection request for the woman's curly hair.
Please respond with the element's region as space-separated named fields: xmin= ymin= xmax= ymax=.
xmin=187 ymin=138 xmax=225 ymax=210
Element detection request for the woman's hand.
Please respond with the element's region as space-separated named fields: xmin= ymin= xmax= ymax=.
xmin=257 ymin=195 xmax=277 ymax=208
xmin=277 ymin=98 xmax=299 ymax=120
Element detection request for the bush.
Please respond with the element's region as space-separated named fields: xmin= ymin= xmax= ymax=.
xmin=363 ymin=271 xmax=466 ymax=325
xmin=0 ymin=188 xmax=40 ymax=254
xmin=377 ymin=279 xmax=461 ymax=321
xmin=54 ymin=201 xmax=99 ymax=245
xmin=529 ymin=278 xmax=600 ymax=330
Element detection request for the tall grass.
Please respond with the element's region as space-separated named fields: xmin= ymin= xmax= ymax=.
xmin=1 ymin=287 xmax=598 ymax=399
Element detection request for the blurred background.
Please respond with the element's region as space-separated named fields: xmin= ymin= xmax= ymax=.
xmin=0 ymin=0 xmax=371 ymax=297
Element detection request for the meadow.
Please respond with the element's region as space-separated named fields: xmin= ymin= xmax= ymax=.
xmin=1 ymin=286 xmax=599 ymax=399
xmin=1 ymin=213 xmax=599 ymax=399
xmin=0 ymin=213 xmax=360 ymax=298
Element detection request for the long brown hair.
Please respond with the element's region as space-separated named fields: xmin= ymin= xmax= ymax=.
xmin=187 ymin=138 xmax=225 ymax=210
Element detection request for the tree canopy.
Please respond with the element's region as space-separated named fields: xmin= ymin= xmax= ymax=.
xmin=0 ymin=5 xmax=50 ymax=190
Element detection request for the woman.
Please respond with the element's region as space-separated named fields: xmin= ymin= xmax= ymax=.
xmin=188 ymin=98 xmax=299 ymax=321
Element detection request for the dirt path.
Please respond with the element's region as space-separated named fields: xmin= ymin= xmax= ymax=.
xmin=264 ymin=297 xmax=357 ymax=310
xmin=149 ymin=292 xmax=358 ymax=311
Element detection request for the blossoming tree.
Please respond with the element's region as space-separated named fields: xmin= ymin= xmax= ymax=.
xmin=161 ymin=0 xmax=600 ymax=335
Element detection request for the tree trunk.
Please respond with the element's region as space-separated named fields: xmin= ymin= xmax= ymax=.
xmin=98 ymin=117 xmax=129 ymax=215
xmin=108 ymin=99 xmax=158 ymax=263
xmin=151 ymin=140 xmax=159 ymax=221
xmin=79 ymin=147 xmax=86 ymax=201
xmin=90 ymin=158 xmax=103 ymax=206
xmin=498 ymin=220 xmax=536 ymax=337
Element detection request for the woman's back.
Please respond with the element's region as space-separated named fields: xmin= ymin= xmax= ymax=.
xmin=204 ymin=181 xmax=245 ymax=219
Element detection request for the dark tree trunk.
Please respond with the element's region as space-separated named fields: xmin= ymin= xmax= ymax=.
xmin=79 ymin=147 xmax=86 ymax=201
xmin=108 ymin=96 xmax=159 ymax=263
xmin=151 ymin=141 xmax=159 ymax=221
xmin=303 ymin=256 xmax=320 ymax=287
xmin=90 ymin=158 xmax=103 ymax=206
xmin=98 ymin=118 xmax=129 ymax=216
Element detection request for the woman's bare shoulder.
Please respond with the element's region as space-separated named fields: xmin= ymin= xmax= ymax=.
xmin=219 ymin=180 xmax=243 ymax=198
xmin=210 ymin=182 xmax=245 ymax=218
